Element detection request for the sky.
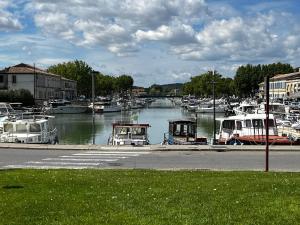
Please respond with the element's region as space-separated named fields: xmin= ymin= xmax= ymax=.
xmin=0 ymin=0 xmax=300 ymax=87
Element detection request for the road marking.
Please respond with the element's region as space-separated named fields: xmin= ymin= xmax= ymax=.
xmin=42 ymin=158 xmax=118 ymax=162
xmin=26 ymin=161 xmax=100 ymax=166
xmin=84 ymin=151 xmax=150 ymax=154
xmin=73 ymin=153 xmax=140 ymax=157
xmin=59 ymin=155 xmax=127 ymax=159
xmin=4 ymin=165 xmax=95 ymax=169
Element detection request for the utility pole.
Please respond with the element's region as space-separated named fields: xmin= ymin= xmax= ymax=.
xmin=265 ymin=75 xmax=270 ymax=172
xmin=213 ymin=70 xmax=216 ymax=145
xmin=92 ymin=70 xmax=96 ymax=145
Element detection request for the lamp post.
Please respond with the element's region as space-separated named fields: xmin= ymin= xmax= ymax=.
xmin=265 ymin=75 xmax=270 ymax=172
xmin=92 ymin=70 xmax=96 ymax=145
xmin=212 ymin=70 xmax=216 ymax=145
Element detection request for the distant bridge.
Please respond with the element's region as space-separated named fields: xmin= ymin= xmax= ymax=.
xmin=137 ymin=95 xmax=182 ymax=98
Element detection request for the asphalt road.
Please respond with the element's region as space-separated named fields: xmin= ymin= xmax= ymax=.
xmin=1 ymin=148 xmax=300 ymax=171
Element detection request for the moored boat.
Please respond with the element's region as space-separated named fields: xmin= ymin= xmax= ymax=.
xmin=217 ymin=113 xmax=299 ymax=145
xmin=163 ymin=119 xmax=207 ymax=145
xmin=108 ymin=122 xmax=150 ymax=145
xmin=0 ymin=116 xmax=58 ymax=144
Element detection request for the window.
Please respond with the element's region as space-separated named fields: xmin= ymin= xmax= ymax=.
xmin=12 ymin=75 xmax=16 ymax=83
xmin=29 ymin=123 xmax=41 ymax=132
xmin=236 ymin=121 xmax=242 ymax=130
xmin=245 ymin=120 xmax=252 ymax=128
xmin=16 ymin=124 xmax=27 ymax=133
xmin=222 ymin=120 xmax=235 ymax=130
xmin=0 ymin=75 xmax=3 ymax=83
xmin=264 ymin=119 xmax=275 ymax=127
xmin=252 ymin=119 xmax=263 ymax=128
xmin=4 ymin=123 xmax=13 ymax=132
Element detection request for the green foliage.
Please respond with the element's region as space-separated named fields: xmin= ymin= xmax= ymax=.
xmin=146 ymin=83 xmax=183 ymax=96
xmin=1 ymin=170 xmax=300 ymax=225
xmin=183 ymin=71 xmax=235 ymax=97
xmin=0 ymin=89 xmax=34 ymax=106
xmin=48 ymin=60 xmax=92 ymax=97
xmin=48 ymin=60 xmax=134 ymax=97
xmin=234 ymin=62 xmax=294 ymax=97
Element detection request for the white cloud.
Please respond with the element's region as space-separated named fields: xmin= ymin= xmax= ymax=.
xmin=172 ymin=12 xmax=300 ymax=62
xmin=27 ymin=0 xmax=209 ymax=54
xmin=0 ymin=0 xmax=22 ymax=31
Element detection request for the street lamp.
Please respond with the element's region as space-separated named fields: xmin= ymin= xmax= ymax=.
xmin=92 ymin=70 xmax=96 ymax=145
xmin=212 ymin=70 xmax=217 ymax=145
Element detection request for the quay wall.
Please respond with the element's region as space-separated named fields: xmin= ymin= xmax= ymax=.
xmin=0 ymin=144 xmax=299 ymax=151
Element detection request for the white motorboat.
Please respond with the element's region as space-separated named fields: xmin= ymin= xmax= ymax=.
xmin=217 ymin=113 xmax=297 ymax=145
xmin=89 ymin=100 xmax=122 ymax=113
xmin=45 ymin=99 xmax=87 ymax=114
xmin=0 ymin=117 xmax=58 ymax=144
xmin=108 ymin=122 xmax=150 ymax=145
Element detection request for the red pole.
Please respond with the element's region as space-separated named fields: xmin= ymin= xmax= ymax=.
xmin=265 ymin=75 xmax=270 ymax=172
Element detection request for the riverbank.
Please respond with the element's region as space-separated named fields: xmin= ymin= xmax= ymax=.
xmin=0 ymin=143 xmax=300 ymax=151
xmin=1 ymin=169 xmax=299 ymax=225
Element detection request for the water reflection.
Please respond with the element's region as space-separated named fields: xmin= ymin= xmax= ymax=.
xmin=55 ymin=108 xmax=222 ymax=145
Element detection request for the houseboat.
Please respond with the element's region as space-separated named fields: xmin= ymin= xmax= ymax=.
xmin=217 ymin=113 xmax=299 ymax=145
xmin=163 ymin=119 xmax=207 ymax=145
xmin=0 ymin=117 xmax=58 ymax=144
xmin=108 ymin=122 xmax=150 ymax=145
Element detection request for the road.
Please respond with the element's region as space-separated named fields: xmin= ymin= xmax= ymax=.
xmin=1 ymin=148 xmax=300 ymax=171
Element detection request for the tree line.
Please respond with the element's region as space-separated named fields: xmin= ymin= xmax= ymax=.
xmin=47 ymin=60 xmax=134 ymax=97
xmin=183 ymin=62 xmax=295 ymax=98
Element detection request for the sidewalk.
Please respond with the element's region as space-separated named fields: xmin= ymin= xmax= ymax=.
xmin=0 ymin=143 xmax=299 ymax=151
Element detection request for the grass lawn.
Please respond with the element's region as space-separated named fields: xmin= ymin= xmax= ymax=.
xmin=0 ymin=169 xmax=300 ymax=225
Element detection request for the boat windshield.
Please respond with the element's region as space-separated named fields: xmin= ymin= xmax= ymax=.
xmin=4 ymin=123 xmax=13 ymax=132
xmin=29 ymin=123 xmax=41 ymax=132
xmin=16 ymin=124 xmax=27 ymax=133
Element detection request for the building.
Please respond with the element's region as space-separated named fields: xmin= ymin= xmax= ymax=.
xmin=0 ymin=63 xmax=77 ymax=105
xmin=259 ymin=70 xmax=300 ymax=99
xmin=132 ymin=87 xmax=146 ymax=97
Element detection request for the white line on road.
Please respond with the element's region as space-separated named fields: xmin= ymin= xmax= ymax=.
xmin=84 ymin=151 xmax=150 ymax=154
xmin=4 ymin=165 xmax=96 ymax=169
xmin=59 ymin=155 xmax=127 ymax=159
xmin=26 ymin=161 xmax=100 ymax=166
xmin=73 ymin=153 xmax=140 ymax=156
xmin=42 ymin=158 xmax=118 ymax=162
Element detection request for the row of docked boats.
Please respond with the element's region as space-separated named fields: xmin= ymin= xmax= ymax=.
xmin=108 ymin=96 xmax=300 ymax=146
xmin=43 ymin=97 xmax=152 ymax=114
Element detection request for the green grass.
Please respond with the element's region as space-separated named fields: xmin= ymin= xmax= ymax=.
xmin=1 ymin=169 xmax=300 ymax=225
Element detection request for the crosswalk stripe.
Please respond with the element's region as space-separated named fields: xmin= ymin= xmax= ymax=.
xmin=42 ymin=158 xmax=118 ymax=162
xmin=4 ymin=165 xmax=95 ymax=169
xmin=26 ymin=161 xmax=101 ymax=166
xmin=84 ymin=151 xmax=150 ymax=154
xmin=73 ymin=153 xmax=140 ymax=156
xmin=59 ymin=155 xmax=127 ymax=159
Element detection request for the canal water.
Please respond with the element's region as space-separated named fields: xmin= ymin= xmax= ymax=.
xmin=54 ymin=105 xmax=221 ymax=145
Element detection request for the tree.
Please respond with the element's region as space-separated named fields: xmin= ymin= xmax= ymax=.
xmin=182 ymin=71 xmax=234 ymax=97
xmin=234 ymin=62 xmax=294 ymax=97
xmin=48 ymin=60 xmax=92 ymax=97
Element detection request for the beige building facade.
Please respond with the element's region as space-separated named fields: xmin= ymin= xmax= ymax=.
xmin=0 ymin=63 xmax=77 ymax=105
xmin=259 ymin=71 xmax=300 ymax=99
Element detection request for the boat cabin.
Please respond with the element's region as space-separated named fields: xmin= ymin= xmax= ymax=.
xmin=164 ymin=119 xmax=207 ymax=145
xmin=109 ymin=123 xmax=150 ymax=145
